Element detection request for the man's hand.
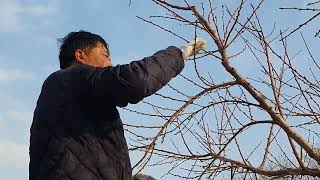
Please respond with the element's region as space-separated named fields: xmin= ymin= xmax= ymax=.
xmin=180 ymin=37 xmax=206 ymax=61
xmin=133 ymin=173 xmax=156 ymax=180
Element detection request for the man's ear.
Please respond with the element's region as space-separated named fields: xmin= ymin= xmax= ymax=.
xmin=74 ymin=49 xmax=86 ymax=64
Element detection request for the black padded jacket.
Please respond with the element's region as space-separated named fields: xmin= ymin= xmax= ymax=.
xmin=29 ymin=46 xmax=184 ymax=180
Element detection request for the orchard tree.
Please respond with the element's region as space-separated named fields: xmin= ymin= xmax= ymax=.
xmin=125 ymin=0 xmax=320 ymax=179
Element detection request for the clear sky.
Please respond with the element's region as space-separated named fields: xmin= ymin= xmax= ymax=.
xmin=0 ymin=0 xmax=318 ymax=179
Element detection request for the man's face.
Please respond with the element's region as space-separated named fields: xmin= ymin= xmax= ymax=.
xmin=76 ymin=42 xmax=112 ymax=67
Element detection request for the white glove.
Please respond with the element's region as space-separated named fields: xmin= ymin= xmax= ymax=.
xmin=180 ymin=37 xmax=206 ymax=61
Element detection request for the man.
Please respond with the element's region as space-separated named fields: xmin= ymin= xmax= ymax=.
xmin=29 ymin=30 xmax=206 ymax=180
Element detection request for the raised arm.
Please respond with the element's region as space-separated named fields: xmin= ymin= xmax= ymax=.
xmin=70 ymin=46 xmax=184 ymax=107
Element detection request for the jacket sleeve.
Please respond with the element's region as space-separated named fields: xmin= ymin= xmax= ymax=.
xmin=71 ymin=46 xmax=184 ymax=107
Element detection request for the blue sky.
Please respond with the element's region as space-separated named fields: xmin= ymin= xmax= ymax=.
xmin=0 ymin=0 xmax=318 ymax=179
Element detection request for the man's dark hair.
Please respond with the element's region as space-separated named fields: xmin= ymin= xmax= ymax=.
xmin=58 ymin=30 xmax=109 ymax=69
